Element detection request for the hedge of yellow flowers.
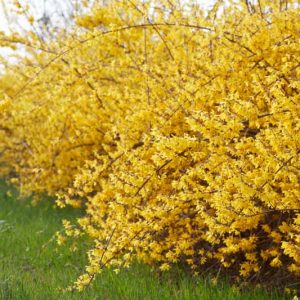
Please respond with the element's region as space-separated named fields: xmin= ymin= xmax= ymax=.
xmin=0 ymin=0 xmax=300 ymax=290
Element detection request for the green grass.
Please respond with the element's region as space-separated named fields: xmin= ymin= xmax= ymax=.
xmin=0 ymin=181 xmax=289 ymax=300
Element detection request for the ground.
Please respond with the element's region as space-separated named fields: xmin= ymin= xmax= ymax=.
xmin=0 ymin=181 xmax=289 ymax=299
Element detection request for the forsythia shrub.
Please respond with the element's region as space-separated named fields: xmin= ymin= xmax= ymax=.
xmin=0 ymin=0 xmax=300 ymax=290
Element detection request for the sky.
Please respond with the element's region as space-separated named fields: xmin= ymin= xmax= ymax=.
xmin=0 ymin=0 xmax=75 ymax=34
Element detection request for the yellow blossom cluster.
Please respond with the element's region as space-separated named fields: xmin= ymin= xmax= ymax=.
xmin=0 ymin=0 xmax=299 ymax=289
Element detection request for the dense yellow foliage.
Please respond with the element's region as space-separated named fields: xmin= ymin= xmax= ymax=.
xmin=0 ymin=0 xmax=300 ymax=290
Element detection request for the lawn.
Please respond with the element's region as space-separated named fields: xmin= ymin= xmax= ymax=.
xmin=0 ymin=181 xmax=289 ymax=300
